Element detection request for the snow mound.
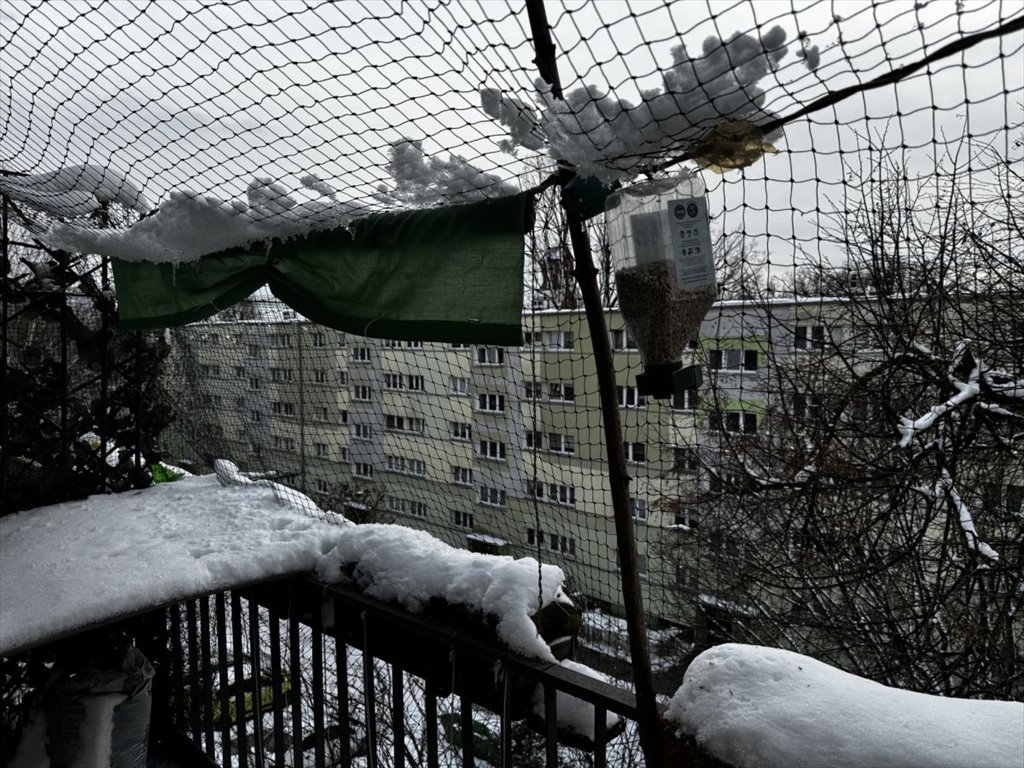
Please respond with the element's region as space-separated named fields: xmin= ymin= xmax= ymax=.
xmin=44 ymin=184 xmax=366 ymax=264
xmin=531 ymin=659 xmax=621 ymax=739
xmin=0 ymin=473 xmax=347 ymax=656
xmin=0 ymin=163 xmax=150 ymax=217
xmin=666 ymin=643 xmax=1024 ymax=768
xmin=316 ymin=524 xmax=566 ymax=661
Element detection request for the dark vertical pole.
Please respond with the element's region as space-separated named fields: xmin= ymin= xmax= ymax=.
xmin=269 ymin=611 xmax=286 ymax=768
xmin=133 ymin=329 xmax=146 ymax=488
xmin=98 ymin=256 xmax=110 ymax=493
xmin=0 ymin=194 xmax=8 ymax=509
xmin=333 ymin=597 xmax=351 ymax=768
xmin=524 ymin=1 xmax=664 ymax=765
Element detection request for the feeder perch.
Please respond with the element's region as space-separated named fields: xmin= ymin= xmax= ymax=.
xmin=605 ymin=173 xmax=717 ymax=399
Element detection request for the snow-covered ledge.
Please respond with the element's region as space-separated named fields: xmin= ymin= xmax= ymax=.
xmin=666 ymin=644 xmax=1024 ymax=768
xmin=0 ymin=463 xmax=568 ymax=661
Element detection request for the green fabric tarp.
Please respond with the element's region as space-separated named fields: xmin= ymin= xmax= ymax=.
xmin=112 ymin=192 xmax=532 ymax=345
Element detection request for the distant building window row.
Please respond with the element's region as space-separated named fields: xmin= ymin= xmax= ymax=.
xmin=450 ymin=421 xmax=472 ymax=441
xmin=526 ymin=431 xmax=575 ymax=455
xmin=385 ymin=414 xmax=425 ymax=434
xmin=477 ymin=393 xmax=505 ymax=413
xmin=709 ymin=348 xmax=758 ymax=372
xmin=384 ymin=373 xmax=425 ymax=391
xmin=386 ymin=455 xmax=425 ymax=476
xmin=527 ymin=481 xmax=576 ymax=507
xmin=452 ymin=510 xmax=474 ymax=529
xmin=451 ymin=466 xmax=473 ymax=485
xmin=389 ymin=496 xmax=428 ymax=518
xmin=526 ymin=528 xmax=576 ymax=557
xmin=271 ymin=367 xmax=294 ymax=382
xmin=709 ymin=410 xmax=758 ymax=434
xmin=794 ymin=324 xmax=827 ymax=350
xmin=478 ymin=486 xmax=506 ymax=508
xmin=623 ymin=441 xmax=646 ymax=464
xmin=476 ymin=347 xmax=505 ymax=365
xmin=477 ymin=440 xmax=507 ymax=460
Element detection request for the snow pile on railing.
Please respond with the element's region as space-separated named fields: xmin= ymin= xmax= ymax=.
xmin=666 ymin=644 xmax=1024 ymax=768
xmin=0 ymin=466 xmax=568 ymax=664
xmin=316 ymin=524 xmax=568 ymax=661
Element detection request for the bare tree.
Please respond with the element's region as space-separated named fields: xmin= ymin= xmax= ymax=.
xmin=660 ymin=141 xmax=1024 ymax=700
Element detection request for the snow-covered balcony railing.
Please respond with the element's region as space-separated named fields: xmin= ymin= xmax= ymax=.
xmin=0 ymin=462 xmax=643 ymax=768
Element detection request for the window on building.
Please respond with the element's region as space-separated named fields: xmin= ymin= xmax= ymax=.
xmin=547 ymin=483 xmax=576 ymax=507
xmin=314 ymin=442 xmax=330 ymax=457
xmin=354 ymin=462 xmax=373 ymax=479
xmin=314 ymin=406 xmax=330 ymax=422
xmin=526 ymin=480 xmax=544 ymax=499
xmin=672 ymin=388 xmax=700 ymax=411
xmin=477 ymin=440 xmax=507 ymax=460
xmin=525 ymin=430 xmax=542 ymax=450
xmin=526 ymin=528 xmax=544 ymax=546
xmin=792 ymin=393 xmax=825 ymax=421
xmin=795 ymin=324 xmax=827 ymax=351
xmin=405 ymin=341 xmax=423 ymax=349
xmin=314 ymin=369 xmax=328 ymax=383
xmin=340 ymin=410 xmax=348 ymax=424
xmin=385 ymin=414 xmax=424 ymax=434
xmin=452 ymin=510 xmax=474 ymax=529
xmin=450 ymin=342 xmax=470 ymax=350
xmin=476 ymin=347 xmax=505 ymax=365
xmin=710 ymin=410 xmax=758 ymax=434
xmin=450 ymin=377 xmax=471 ymax=395
xmin=387 ymin=455 xmax=425 ymax=476
xmin=315 ymin=478 xmax=331 ymax=494
xmin=709 ymin=348 xmax=759 ymax=371
xmin=234 ymin=366 xmax=245 ymax=378
xmin=250 ymin=409 xmax=262 ymax=422
xmin=406 ymin=375 xmax=425 ymax=391
xmin=383 ymin=373 xmax=403 ymax=390
xmin=548 ymin=433 xmax=575 ymax=455
xmin=623 ymin=442 xmax=646 ymax=464
xmin=548 ymin=380 xmax=575 ymax=402
xmin=383 ymin=339 xmax=401 ymax=348
xmin=451 ymin=422 xmax=472 ymax=441
xmin=272 ymin=401 xmax=296 ymax=416
xmin=353 ymin=385 xmax=372 ymax=401
xmin=548 ymin=534 xmax=576 ymax=557
xmin=351 ymin=347 xmax=371 ymax=363
xmin=477 ymin=393 xmax=505 ymax=413
xmin=271 ymin=367 xmax=294 ymax=382
xmin=673 ymin=446 xmax=699 ymax=474
xmin=247 ymin=344 xmax=260 ymax=356
xmin=451 ymin=466 xmax=473 ymax=485
xmin=272 ymin=436 xmax=297 ymax=451
xmin=617 ymin=386 xmax=646 ymax=408
xmin=611 ymin=329 xmax=638 ymax=351
xmin=478 ymin=486 xmax=506 ymax=507
xmin=524 ymin=380 xmax=541 ymax=400
xmin=676 ymin=565 xmax=697 ymax=590
xmin=353 ymin=423 xmax=372 ymax=440
xmin=312 ymin=332 xmax=326 ymax=347
xmin=543 ymin=330 xmax=574 ymax=350
xmin=249 ymin=377 xmax=261 ymax=390
xmin=630 ymin=497 xmax=648 ymax=522
xmin=674 ymin=507 xmax=700 ymax=529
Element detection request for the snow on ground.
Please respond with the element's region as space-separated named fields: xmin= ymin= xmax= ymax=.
xmin=1 ymin=469 xmax=568 ymax=664
xmin=666 ymin=643 xmax=1024 ymax=768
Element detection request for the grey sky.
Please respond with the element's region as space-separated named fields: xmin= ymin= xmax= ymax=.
xmin=1 ymin=0 xmax=1021 ymax=270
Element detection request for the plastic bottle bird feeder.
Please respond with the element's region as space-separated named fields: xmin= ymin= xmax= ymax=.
xmin=605 ymin=173 xmax=717 ymax=399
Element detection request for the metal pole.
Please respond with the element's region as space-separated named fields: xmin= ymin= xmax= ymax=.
xmin=524 ymin=2 xmax=664 ymax=765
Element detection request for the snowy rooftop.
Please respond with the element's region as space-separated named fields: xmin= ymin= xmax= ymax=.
xmin=0 ymin=469 xmax=566 ymax=660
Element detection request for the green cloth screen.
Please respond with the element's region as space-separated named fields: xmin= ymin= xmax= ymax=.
xmin=113 ymin=193 xmax=532 ymax=345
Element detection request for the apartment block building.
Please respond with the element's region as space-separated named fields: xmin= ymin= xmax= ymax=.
xmin=168 ymin=295 xmax=1023 ymax=646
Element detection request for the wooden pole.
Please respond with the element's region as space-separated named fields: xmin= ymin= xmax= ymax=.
xmin=525 ymin=2 xmax=665 ymax=765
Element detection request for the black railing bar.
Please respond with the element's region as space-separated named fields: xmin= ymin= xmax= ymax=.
xmin=215 ymin=592 xmax=233 ymax=768
xmin=230 ymin=591 xmax=249 ymax=768
xmin=594 ymin=704 xmax=608 ymax=768
xmin=332 ymin=595 xmax=352 ymax=768
xmin=185 ymin=601 xmax=202 ymax=744
xmin=321 ymin=578 xmax=639 ymax=716
xmin=543 ymin=682 xmax=558 ymax=768
xmin=500 ymin=669 xmax=513 ymax=768
xmin=247 ymin=591 xmax=266 ymax=768
xmin=425 ymin=677 xmax=440 ymax=768
xmin=392 ymin=666 xmax=406 ymax=768
xmin=459 ymin=691 xmax=475 ymax=768
xmin=269 ymin=606 xmax=286 ymax=768
xmin=169 ymin=604 xmax=185 ymax=728
xmin=288 ymin=611 xmax=303 ymax=768
xmin=361 ymin=611 xmax=378 ymax=768
xmin=199 ymin=596 xmax=216 ymax=758
xmin=311 ymin=596 xmax=326 ymax=768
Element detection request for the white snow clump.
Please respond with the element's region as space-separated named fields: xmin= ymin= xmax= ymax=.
xmin=667 ymin=643 xmax=1024 ymax=768
xmin=482 ymin=26 xmax=809 ymax=181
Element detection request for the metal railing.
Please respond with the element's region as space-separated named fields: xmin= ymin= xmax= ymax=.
xmin=163 ymin=575 xmax=644 ymax=768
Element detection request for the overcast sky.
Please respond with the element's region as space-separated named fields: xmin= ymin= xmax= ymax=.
xmin=1 ymin=0 xmax=1021 ymax=270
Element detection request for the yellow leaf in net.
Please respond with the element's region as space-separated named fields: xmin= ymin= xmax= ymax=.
xmin=692 ymin=120 xmax=778 ymax=174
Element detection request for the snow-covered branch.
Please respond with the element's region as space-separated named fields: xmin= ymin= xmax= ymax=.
xmin=897 ymin=360 xmax=981 ymax=448
xmin=934 ymin=468 xmax=999 ymax=561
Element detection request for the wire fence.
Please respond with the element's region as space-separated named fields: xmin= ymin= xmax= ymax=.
xmin=2 ymin=0 xmax=1023 ymax=704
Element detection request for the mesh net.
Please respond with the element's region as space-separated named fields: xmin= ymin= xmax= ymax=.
xmin=3 ymin=0 xmax=1023 ymax=701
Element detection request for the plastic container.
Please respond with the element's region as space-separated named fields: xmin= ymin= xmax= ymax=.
xmin=605 ymin=173 xmax=716 ymax=398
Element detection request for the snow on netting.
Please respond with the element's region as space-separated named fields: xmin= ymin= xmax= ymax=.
xmin=2 ymin=0 xmax=1022 ymax=701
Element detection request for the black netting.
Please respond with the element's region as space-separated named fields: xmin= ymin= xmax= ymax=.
xmin=3 ymin=0 xmax=1022 ymax=711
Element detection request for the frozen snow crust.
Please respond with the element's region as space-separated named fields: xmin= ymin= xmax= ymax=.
xmin=666 ymin=643 xmax=1024 ymax=768
xmin=0 ymin=471 xmax=566 ymax=662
